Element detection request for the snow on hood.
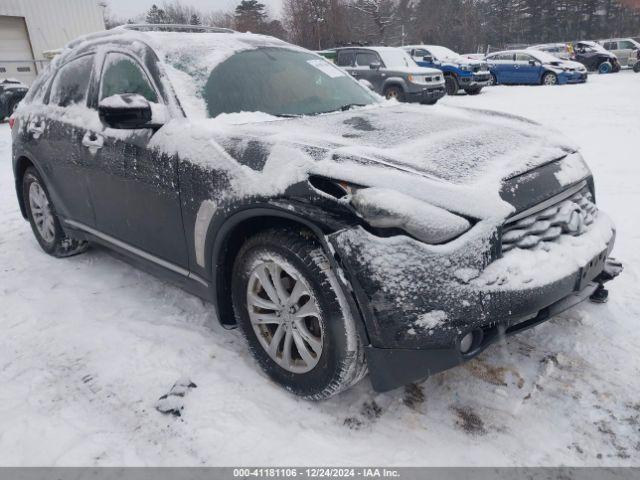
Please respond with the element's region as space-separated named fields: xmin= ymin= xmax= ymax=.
xmin=151 ymin=103 xmax=578 ymax=220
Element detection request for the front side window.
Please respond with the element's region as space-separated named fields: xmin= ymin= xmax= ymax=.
xmin=413 ymin=49 xmax=430 ymax=58
xmin=49 ymin=55 xmax=95 ymax=107
xmin=618 ymin=40 xmax=636 ymax=49
xmin=355 ymin=52 xmax=380 ymax=67
xmin=516 ymin=53 xmax=534 ymax=62
xmin=100 ymin=53 xmax=158 ymax=103
xmin=171 ymin=47 xmax=378 ymax=118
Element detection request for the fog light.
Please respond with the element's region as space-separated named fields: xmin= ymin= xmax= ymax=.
xmin=460 ymin=332 xmax=474 ymax=354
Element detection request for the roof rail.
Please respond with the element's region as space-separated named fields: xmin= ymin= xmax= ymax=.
xmin=120 ymin=24 xmax=235 ymax=34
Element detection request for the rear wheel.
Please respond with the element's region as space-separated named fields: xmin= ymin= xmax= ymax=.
xmin=422 ymin=99 xmax=439 ymax=105
xmin=633 ymin=62 xmax=640 ymax=73
xmin=231 ymin=229 xmax=366 ymax=400
xmin=542 ymin=72 xmax=558 ymax=85
xmin=22 ymin=167 xmax=88 ymax=257
xmin=445 ymin=75 xmax=459 ymax=96
xmin=384 ymin=85 xmax=404 ymax=101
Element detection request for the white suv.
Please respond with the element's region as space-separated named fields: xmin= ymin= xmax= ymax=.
xmin=599 ymin=38 xmax=640 ymax=67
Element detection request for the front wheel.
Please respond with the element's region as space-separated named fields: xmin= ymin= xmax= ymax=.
xmin=488 ymin=74 xmax=497 ymax=86
xmin=22 ymin=167 xmax=88 ymax=257
xmin=231 ymin=229 xmax=366 ymax=400
xmin=634 ymin=62 xmax=640 ymax=73
xmin=598 ymin=61 xmax=612 ymax=74
xmin=465 ymin=86 xmax=483 ymax=95
xmin=422 ymin=99 xmax=439 ymax=105
xmin=384 ymin=85 xmax=404 ymax=101
xmin=445 ymin=76 xmax=459 ymax=96
xmin=542 ymin=72 xmax=558 ymax=85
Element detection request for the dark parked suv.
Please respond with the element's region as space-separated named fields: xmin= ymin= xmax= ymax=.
xmin=335 ymin=46 xmax=446 ymax=104
xmin=12 ymin=25 xmax=621 ymax=399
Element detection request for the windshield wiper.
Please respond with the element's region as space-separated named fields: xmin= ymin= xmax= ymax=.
xmin=340 ymin=103 xmax=367 ymax=111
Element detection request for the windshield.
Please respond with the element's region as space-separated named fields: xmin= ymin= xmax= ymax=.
xmin=377 ymin=49 xmax=415 ymax=69
xmin=169 ymin=47 xmax=378 ymax=118
xmin=427 ymin=46 xmax=464 ymax=63
xmin=529 ymin=50 xmax=563 ymax=64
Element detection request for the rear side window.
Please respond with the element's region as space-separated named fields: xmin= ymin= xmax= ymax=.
xmin=603 ymin=42 xmax=617 ymax=50
xmin=336 ymin=51 xmax=355 ymax=67
xmin=356 ymin=52 xmax=379 ymax=67
xmin=100 ymin=53 xmax=158 ymax=103
xmin=49 ymin=55 xmax=95 ymax=107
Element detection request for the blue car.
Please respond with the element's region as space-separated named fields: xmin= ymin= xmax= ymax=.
xmin=404 ymin=45 xmax=491 ymax=96
xmin=485 ymin=50 xmax=588 ymax=86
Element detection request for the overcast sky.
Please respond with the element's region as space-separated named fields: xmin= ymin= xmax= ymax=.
xmin=106 ymin=0 xmax=283 ymax=21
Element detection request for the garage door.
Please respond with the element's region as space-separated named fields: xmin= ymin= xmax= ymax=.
xmin=0 ymin=16 xmax=37 ymax=85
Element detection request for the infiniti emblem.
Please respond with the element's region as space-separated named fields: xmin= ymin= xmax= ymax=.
xmin=562 ymin=207 xmax=586 ymax=235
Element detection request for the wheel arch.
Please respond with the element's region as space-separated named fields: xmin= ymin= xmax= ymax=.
xmin=13 ymin=155 xmax=37 ymax=219
xmin=209 ymin=207 xmax=371 ymax=344
xmin=381 ymin=78 xmax=407 ymax=93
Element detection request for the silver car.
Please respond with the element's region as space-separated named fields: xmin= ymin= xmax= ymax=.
xmin=599 ymin=38 xmax=640 ymax=67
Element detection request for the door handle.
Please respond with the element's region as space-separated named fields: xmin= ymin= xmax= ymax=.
xmin=82 ymin=132 xmax=104 ymax=151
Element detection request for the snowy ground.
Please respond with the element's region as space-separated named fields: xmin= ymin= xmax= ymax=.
xmin=1 ymin=71 xmax=639 ymax=467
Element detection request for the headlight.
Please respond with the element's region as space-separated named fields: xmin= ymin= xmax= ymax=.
xmin=350 ymin=187 xmax=471 ymax=244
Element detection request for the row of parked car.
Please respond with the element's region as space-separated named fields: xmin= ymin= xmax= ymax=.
xmin=318 ymin=37 xmax=639 ymax=105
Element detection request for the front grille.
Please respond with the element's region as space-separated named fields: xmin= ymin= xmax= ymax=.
xmin=501 ymin=186 xmax=598 ymax=253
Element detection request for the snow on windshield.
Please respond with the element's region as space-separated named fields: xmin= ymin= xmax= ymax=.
xmin=427 ymin=46 xmax=464 ymax=63
xmin=527 ymin=50 xmax=563 ymax=64
xmin=377 ymin=49 xmax=415 ymax=69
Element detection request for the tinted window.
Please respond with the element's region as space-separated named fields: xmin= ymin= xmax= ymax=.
xmin=199 ymin=48 xmax=376 ymax=117
xmin=603 ymin=42 xmax=616 ymax=50
xmin=100 ymin=53 xmax=158 ymax=102
xmin=356 ymin=52 xmax=380 ymax=67
xmin=413 ymin=49 xmax=430 ymax=58
xmin=49 ymin=55 xmax=95 ymax=107
xmin=336 ymin=51 xmax=355 ymax=67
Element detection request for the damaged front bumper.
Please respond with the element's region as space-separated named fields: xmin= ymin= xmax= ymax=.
xmin=328 ymin=212 xmax=621 ymax=392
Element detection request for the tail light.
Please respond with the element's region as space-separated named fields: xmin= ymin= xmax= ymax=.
xmin=8 ymin=116 xmax=15 ymax=129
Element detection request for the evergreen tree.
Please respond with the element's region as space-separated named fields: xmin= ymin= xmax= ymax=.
xmin=235 ymin=0 xmax=267 ymax=32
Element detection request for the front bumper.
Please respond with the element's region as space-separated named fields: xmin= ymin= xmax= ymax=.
xmin=405 ymin=85 xmax=446 ymax=103
xmin=329 ymin=212 xmax=619 ymax=392
xmin=459 ymin=71 xmax=491 ymax=88
xmin=559 ymin=72 xmax=588 ymax=84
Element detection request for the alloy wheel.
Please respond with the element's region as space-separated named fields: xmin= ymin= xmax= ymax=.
xmin=28 ymin=181 xmax=56 ymax=244
xmin=246 ymin=261 xmax=324 ymax=374
xmin=544 ymin=73 xmax=558 ymax=85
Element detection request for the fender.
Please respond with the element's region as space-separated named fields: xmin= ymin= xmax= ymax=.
xmin=205 ymin=203 xmax=372 ymax=345
xmin=381 ymin=77 xmax=408 ymax=92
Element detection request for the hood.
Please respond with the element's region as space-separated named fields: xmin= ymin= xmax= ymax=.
xmin=153 ymin=104 xmax=585 ymax=220
xmin=393 ymin=66 xmax=443 ymax=75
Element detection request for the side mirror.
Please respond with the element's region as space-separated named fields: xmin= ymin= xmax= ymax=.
xmin=423 ymin=55 xmax=434 ymax=63
xmin=99 ymin=93 xmax=166 ymax=129
xmin=369 ymin=62 xmax=382 ymax=70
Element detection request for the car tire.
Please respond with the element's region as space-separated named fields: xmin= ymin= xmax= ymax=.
xmin=598 ymin=61 xmax=612 ymax=74
xmin=542 ymin=72 xmax=558 ymax=85
xmin=22 ymin=167 xmax=89 ymax=258
xmin=465 ymin=86 xmax=483 ymax=95
xmin=633 ymin=62 xmax=640 ymax=73
xmin=445 ymin=76 xmax=459 ymax=96
xmin=422 ymin=99 xmax=438 ymax=105
xmin=231 ymin=228 xmax=367 ymax=400
xmin=488 ymin=74 xmax=498 ymax=86
xmin=384 ymin=85 xmax=404 ymax=101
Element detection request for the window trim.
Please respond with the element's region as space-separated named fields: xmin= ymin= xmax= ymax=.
xmin=97 ymin=50 xmax=163 ymax=106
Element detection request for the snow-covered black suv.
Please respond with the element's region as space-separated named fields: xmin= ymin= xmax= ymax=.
xmin=11 ymin=25 xmax=621 ymax=399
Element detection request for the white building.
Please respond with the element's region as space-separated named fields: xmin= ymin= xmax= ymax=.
xmin=0 ymin=0 xmax=105 ymax=84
